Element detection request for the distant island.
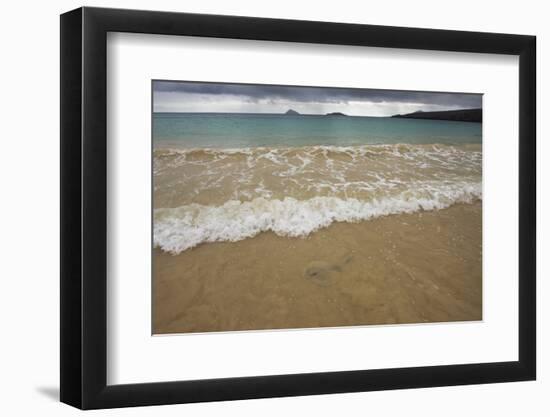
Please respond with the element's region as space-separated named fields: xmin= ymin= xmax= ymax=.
xmin=391 ymin=108 xmax=482 ymax=123
xmin=284 ymin=109 xmax=350 ymax=116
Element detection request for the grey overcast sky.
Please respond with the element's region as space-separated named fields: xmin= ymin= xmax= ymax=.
xmin=153 ymin=81 xmax=482 ymax=117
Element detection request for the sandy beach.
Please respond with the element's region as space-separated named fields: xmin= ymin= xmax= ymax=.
xmin=153 ymin=201 xmax=481 ymax=334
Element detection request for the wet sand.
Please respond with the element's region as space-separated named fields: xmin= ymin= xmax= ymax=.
xmin=153 ymin=202 xmax=482 ymax=334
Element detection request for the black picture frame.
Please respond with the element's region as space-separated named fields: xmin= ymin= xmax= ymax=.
xmin=60 ymin=6 xmax=536 ymax=410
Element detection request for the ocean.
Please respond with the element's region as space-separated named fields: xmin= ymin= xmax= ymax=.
xmin=153 ymin=112 xmax=482 ymax=255
xmin=153 ymin=112 xmax=481 ymax=149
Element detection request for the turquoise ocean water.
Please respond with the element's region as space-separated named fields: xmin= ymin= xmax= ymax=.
xmin=153 ymin=113 xmax=481 ymax=149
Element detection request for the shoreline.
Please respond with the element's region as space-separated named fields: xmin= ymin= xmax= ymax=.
xmin=153 ymin=201 xmax=482 ymax=334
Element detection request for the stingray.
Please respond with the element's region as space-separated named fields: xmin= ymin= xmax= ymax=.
xmin=304 ymin=261 xmax=343 ymax=287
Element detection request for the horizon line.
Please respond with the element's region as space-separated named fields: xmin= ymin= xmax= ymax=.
xmin=153 ymin=107 xmax=481 ymax=117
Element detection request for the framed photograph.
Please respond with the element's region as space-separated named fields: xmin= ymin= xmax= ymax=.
xmin=60 ymin=7 xmax=536 ymax=409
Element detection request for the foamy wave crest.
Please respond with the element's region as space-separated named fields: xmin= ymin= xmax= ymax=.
xmin=154 ymin=182 xmax=481 ymax=254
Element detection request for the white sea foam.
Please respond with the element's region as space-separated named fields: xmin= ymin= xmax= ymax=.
xmin=154 ymin=182 xmax=482 ymax=254
xmin=154 ymin=144 xmax=481 ymax=201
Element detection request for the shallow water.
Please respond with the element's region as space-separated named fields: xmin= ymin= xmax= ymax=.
xmin=153 ymin=203 xmax=482 ymax=334
xmin=153 ymin=143 xmax=481 ymax=254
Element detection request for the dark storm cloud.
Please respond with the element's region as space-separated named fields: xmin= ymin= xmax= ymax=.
xmin=153 ymin=81 xmax=482 ymax=108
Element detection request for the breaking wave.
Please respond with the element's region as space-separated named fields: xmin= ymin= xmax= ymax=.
xmin=154 ymin=181 xmax=481 ymax=254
